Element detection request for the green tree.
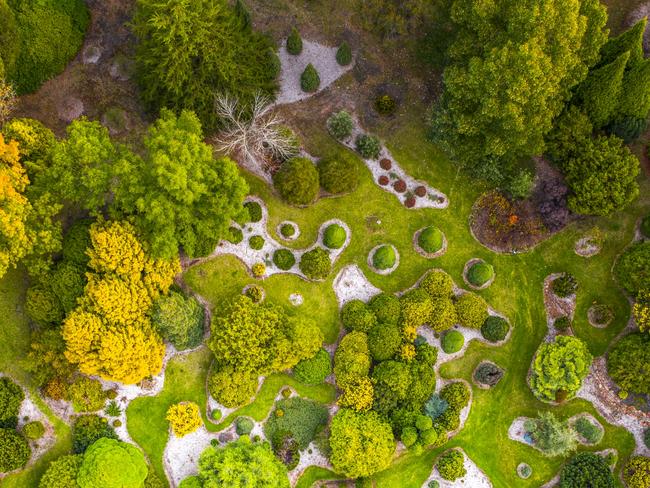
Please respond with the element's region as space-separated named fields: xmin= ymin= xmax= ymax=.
xmin=619 ymin=58 xmax=650 ymax=119
xmin=623 ymin=456 xmax=650 ymax=488
xmin=0 ymin=428 xmax=30 ymax=473
xmin=607 ymin=332 xmax=650 ymax=395
xmin=334 ymin=331 xmax=371 ymax=387
xmin=72 ymin=415 xmax=118 ymax=454
xmin=614 ymin=243 xmax=650 ymax=295
xmin=599 ymin=17 xmax=646 ymax=68
xmin=563 ymin=135 xmax=639 ymax=216
xmin=77 ymin=438 xmax=147 ymax=488
xmin=151 ymin=291 xmax=205 ymax=351
xmin=329 ymin=409 xmax=395 ymax=478
xmin=526 ymin=411 xmax=577 ymax=457
xmin=0 ymin=377 xmax=23 ymax=429
xmin=39 ymin=454 xmax=84 ymax=488
xmin=560 ymin=452 xmax=614 ymax=488
xmin=436 ymin=450 xmax=466 ymax=481
xmin=132 ymin=0 xmax=278 ymax=130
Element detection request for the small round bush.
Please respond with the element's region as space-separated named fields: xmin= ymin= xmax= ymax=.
xmin=574 ymin=417 xmax=603 ymax=444
xmin=248 ymin=235 xmax=265 ymax=250
xmin=467 ymin=261 xmax=494 ymax=287
xmin=454 ymin=293 xmax=489 ymax=329
xmin=227 ymin=226 xmax=243 ymax=244
xmin=211 ymin=410 xmax=222 ymax=421
xmin=301 ymin=63 xmax=320 ymax=92
xmin=252 ymin=262 xmax=266 ymax=278
xmin=245 ymin=285 xmax=264 ymax=303
xmin=481 ymin=316 xmax=509 ymax=343
xmin=0 ymin=377 xmax=24 ymax=429
xmin=441 ymin=330 xmax=464 ymax=353
xmin=336 ymin=41 xmax=352 ymax=65
xmin=428 ymin=481 xmax=440 ymax=488
xmin=244 ymin=201 xmax=262 ymax=223
xmin=235 ymin=417 xmax=254 ymax=435
xmin=293 ymin=348 xmax=332 ymax=385
xmin=323 ymin=224 xmax=347 ymax=249
xmin=280 ymin=223 xmax=296 ymax=238
xmin=273 ymin=249 xmax=296 ymax=270
xmin=378 ymin=175 xmax=389 ymax=185
xmin=420 ymin=270 xmax=454 ymax=299
xmin=393 ymin=179 xmax=406 ymax=193
xmin=372 ymin=245 xmax=396 ymax=270
xmin=517 ymin=463 xmax=532 ymax=479
xmin=318 ymin=155 xmax=359 ymax=194
xmin=554 ymin=316 xmax=572 ymax=331
xmin=327 ymin=110 xmax=353 ymax=140
xmin=552 ymin=273 xmax=578 ymax=297
xmin=473 ymin=362 xmax=504 ymax=387
xmin=299 ymin=247 xmax=331 ymax=280
xmin=401 ymin=426 xmax=418 ymax=447
xmin=0 ymin=428 xmax=30 ymax=472
xmin=367 ymin=322 xmax=400 ymax=361
xmin=341 ymin=300 xmax=377 ymax=333
xmin=273 ymin=157 xmax=320 ymax=206
xmin=641 ymin=215 xmax=650 ymax=238
xmin=375 ymin=95 xmax=396 ymax=115
xmin=355 ymin=134 xmax=381 ymax=160
xmin=437 ymin=450 xmax=466 ymax=481
xmin=368 ymin=292 xmax=401 ymax=325
xmin=25 ymin=285 xmax=63 ymax=326
xmin=23 ymin=420 xmax=45 ymax=440
xmin=418 ymin=227 xmax=444 ymax=253
xmin=286 ymin=27 xmax=302 ymax=55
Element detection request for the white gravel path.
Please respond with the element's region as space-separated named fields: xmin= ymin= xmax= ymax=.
xmin=332 ymin=264 xmax=382 ymax=307
xmin=163 ymin=425 xmax=215 ymax=487
xmin=275 ymin=39 xmax=354 ymax=106
xmin=422 ymin=448 xmax=492 ymax=488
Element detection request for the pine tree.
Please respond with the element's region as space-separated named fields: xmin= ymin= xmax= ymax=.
xmin=577 ymin=51 xmax=629 ymax=127
xmin=599 ymin=17 xmax=646 ymax=68
xmin=619 ymin=57 xmax=650 ymax=118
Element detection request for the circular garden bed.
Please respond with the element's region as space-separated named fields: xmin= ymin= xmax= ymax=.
xmin=463 ymin=258 xmax=495 ymax=290
xmin=587 ymin=303 xmax=613 ymax=328
xmin=276 ymin=221 xmax=300 ymax=241
xmin=367 ymin=244 xmax=399 ymax=275
xmin=473 ymin=361 xmax=504 ymax=389
xmin=413 ymin=226 xmax=447 ymax=258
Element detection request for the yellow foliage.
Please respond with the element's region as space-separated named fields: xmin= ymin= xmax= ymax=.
xmin=62 ymin=309 xmax=105 ymax=374
xmin=87 ymin=220 xmax=146 ymax=278
xmin=399 ymin=343 xmax=416 ymax=362
xmin=252 ymin=262 xmax=265 ymax=277
xmin=338 ymin=377 xmax=374 ymax=412
xmin=166 ymin=402 xmax=203 ymax=438
xmin=143 ymin=255 xmax=180 ymax=299
xmin=402 ymin=324 xmax=417 ymax=342
xmin=83 ymin=275 xmax=151 ymax=326
xmin=633 ymin=291 xmax=650 ymax=333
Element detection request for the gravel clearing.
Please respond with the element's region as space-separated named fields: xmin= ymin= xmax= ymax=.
xmin=422 ymin=448 xmax=492 ymax=488
xmin=332 ymin=264 xmax=382 ymax=307
xmin=163 ymin=425 xmax=215 ymax=487
xmin=542 ymin=273 xmax=576 ymax=342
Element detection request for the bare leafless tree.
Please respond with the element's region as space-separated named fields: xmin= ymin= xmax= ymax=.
xmin=214 ymin=92 xmax=299 ymax=173
xmin=0 ymin=79 xmax=16 ymax=126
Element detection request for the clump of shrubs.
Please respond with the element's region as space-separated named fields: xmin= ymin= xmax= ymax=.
xmin=466 ymin=261 xmax=494 ymax=287
xmin=273 ymin=249 xmax=295 ymax=270
xmin=552 ymin=273 xmax=578 ymax=297
xmin=273 ymin=157 xmax=320 ymax=206
xmin=554 ymin=316 xmax=572 ymax=331
xmin=372 ymin=245 xmax=396 ymax=270
xmin=0 ymin=428 xmax=30 ymax=473
xmin=355 ymin=134 xmax=381 ymax=160
xmin=245 ymin=285 xmax=264 ymax=303
xmin=299 ymin=247 xmax=331 ymax=280
xmin=336 ymin=41 xmax=352 ymax=66
xmin=72 ymin=415 xmax=118 ymax=454
xmin=235 ymin=416 xmax=254 ymax=435
xmin=286 ymin=27 xmax=302 ymax=55
xmin=473 ymin=362 xmax=503 ymax=387
xmin=22 ymin=420 xmax=45 ymax=440
xmin=323 ymin=224 xmax=347 ymax=249
xmin=327 ymin=110 xmax=353 ymax=140
xmin=318 ymin=154 xmax=359 ymax=194
xmin=248 ymin=235 xmax=264 ymax=250
xmin=341 ymin=300 xmax=377 ymax=333
xmin=227 ymin=226 xmax=243 ymax=244
xmin=437 ymin=450 xmax=466 ymax=481
xmin=368 ymin=292 xmax=401 ymax=325
xmin=244 ymin=201 xmax=262 ymax=222
xmin=418 ymin=227 xmax=444 ymax=253
xmin=301 ymin=63 xmax=320 ymax=92
xmin=293 ymin=348 xmax=332 ymax=385
xmin=454 ymin=293 xmax=489 ymax=329
xmin=441 ymin=330 xmax=464 ymax=354
xmin=481 ymin=316 xmax=509 ymax=343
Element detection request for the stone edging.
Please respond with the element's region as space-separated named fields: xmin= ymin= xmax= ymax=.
xmin=276 ymin=220 xmax=300 ymax=241
xmin=462 ymin=258 xmax=495 ymax=290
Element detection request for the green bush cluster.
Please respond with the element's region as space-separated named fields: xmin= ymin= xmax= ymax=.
xmin=341 ymin=300 xmax=377 ymax=333
xmin=299 ymin=247 xmax=331 ymax=280
xmin=293 ymin=348 xmax=331 ymax=385
xmin=525 ymin=411 xmax=577 ymax=457
xmin=318 ymin=155 xmax=360 ymax=194
xmin=67 ymin=377 xmax=106 ymax=413
xmin=368 ymin=293 xmax=401 ymax=325
xmin=244 ymin=201 xmax=262 ymax=223
xmin=23 ymin=420 xmax=45 ymax=440
xmin=327 ymin=111 xmax=354 ymax=140
xmin=301 ymin=64 xmax=320 ymax=93
xmin=336 ymin=42 xmax=352 ymax=65
xmin=473 ymin=362 xmax=503 ymax=387
xmin=279 ymin=223 xmax=295 ymax=238
xmin=574 ymin=416 xmax=603 ymax=444
xmin=466 ymin=261 xmax=494 ymax=287
xmin=226 ymin=226 xmax=243 ymax=245
xmin=433 ymin=382 xmax=469 ymax=432
xmin=560 ymin=452 xmax=614 ymax=488
xmin=273 ymin=249 xmax=296 ymax=270
xmin=286 ymin=27 xmax=302 ymax=55
xmin=367 ymin=322 xmax=401 ymax=361
xmin=72 ymin=415 xmax=118 ymax=454
xmin=25 ymin=285 xmax=64 ymax=326
xmin=235 ymin=417 xmax=254 ymax=435
xmin=607 ymin=332 xmax=650 ymax=395
xmin=418 ymin=227 xmax=444 ymax=253
xmin=273 ymin=157 xmax=320 ymax=206
xmin=0 ymin=377 xmax=24 ymax=429
xmin=323 ymin=224 xmax=347 ymax=249
xmin=614 ymin=242 xmax=650 ymax=295
xmin=355 ymin=134 xmax=381 ymax=160
xmin=265 ymin=398 xmax=328 ymax=450
xmin=441 ymin=330 xmax=464 ymax=353
xmin=1 ymin=118 xmax=56 ymax=177
xmin=249 ymin=235 xmax=265 ymax=250
xmin=372 ymin=245 xmax=396 ymax=270
xmin=436 ymin=450 xmax=466 ymax=481
xmin=39 ymin=454 xmax=83 ymax=488
xmin=481 ymin=316 xmax=509 ymax=342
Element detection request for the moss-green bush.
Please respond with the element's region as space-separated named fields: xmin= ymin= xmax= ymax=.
xmin=227 ymin=226 xmax=243 ymax=244
xmin=280 ymin=223 xmax=295 ymax=238
xmin=420 ymin=270 xmax=454 ymax=299
xmin=368 ymin=322 xmax=401 ymax=361
xmin=641 ymin=215 xmax=650 ymax=238
xmin=318 ymin=154 xmax=360 ymax=194
xmin=72 ymin=414 xmax=118 ymax=454
xmin=323 ymin=224 xmax=347 ymax=249
xmin=454 ymin=293 xmax=489 ymax=329
xmin=437 ymin=450 xmax=466 ymax=481
xmin=235 ymin=417 xmax=254 ymax=435
xmin=441 ymin=330 xmax=464 ymax=354
xmin=418 ymin=227 xmax=444 ymax=253
xmin=25 ymin=285 xmax=64 ymax=326
xmin=293 ymin=348 xmax=331 ymax=385
xmin=299 ymin=247 xmax=331 ymax=280
xmin=244 ymin=201 xmax=262 ymax=223
xmin=265 ymin=398 xmax=328 ymax=450
xmin=248 ymin=235 xmax=264 ymax=250
xmin=0 ymin=377 xmax=24 ymax=429
xmin=273 ymin=249 xmax=295 ymax=270
xmin=51 ymin=260 xmax=86 ymax=312
xmin=301 ymin=63 xmax=320 ymax=92
xmin=22 ymin=420 xmax=44 ymax=440
xmin=273 ymin=157 xmax=320 ymax=206
xmin=552 ymin=273 xmax=578 ymax=297
xmin=574 ymin=417 xmax=603 ymax=444
xmin=336 ymin=41 xmax=352 ymax=65
xmin=372 ymin=245 xmax=396 ymax=270
xmin=481 ymin=316 xmax=509 ymax=342
xmin=368 ymin=293 xmax=401 ymax=325
xmin=286 ymin=27 xmax=302 ymax=55
xmin=341 ymin=300 xmax=377 ymax=333
xmin=62 ymin=219 xmax=93 ymax=266
xmin=554 ymin=316 xmax=572 ymax=331
xmin=151 ymin=291 xmax=205 ymax=351
xmin=467 ymin=261 xmax=494 ymax=287
xmin=355 ymin=134 xmax=381 ymax=160
xmin=327 ymin=110 xmax=354 ymax=140
xmin=614 ymin=242 xmax=650 ymax=295
xmin=0 ymin=428 xmax=30 ymax=473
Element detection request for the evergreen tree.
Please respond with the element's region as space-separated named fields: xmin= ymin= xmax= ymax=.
xmin=619 ymin=58 xmax=650 ymax=119
xmin=599 ymin=17 xmax=646 ymax=68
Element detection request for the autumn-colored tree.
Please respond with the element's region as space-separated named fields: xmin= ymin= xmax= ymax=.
xmin=166 ymin=402 xmax=203 ymax=437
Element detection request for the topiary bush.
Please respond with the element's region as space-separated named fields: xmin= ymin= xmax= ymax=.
xmin=327 ymin=110 xmax=354 ymax=140
xmin=273 ymin=249 xmax=295 ymax=270
xmin=0 ymin=428 xmax=30 ymax=473
xmin=418 ymin=227 xmax=444 ymax=253
xmin=22 ymin=420 xmax=45 ymax=440
xmin=481 ymin=316 xmax=509 ymax=343
xmin=466 ymin=261 xmax=494 ymax=287
xmin=368 ymin=292 xmax=401 ymax=325
xmin=367 ymin=322 xmax=401 ymax=361
xmin=301 ymin=64 xmax=320 ymax=92
xmin=273 ymin=157 xmax=320 ymax=206
xmin=437 ymin=450 xmax=466 ymax=481
xmin=454 ymin=293 xmax=489 ymax=329
xmin=151 ymin=291 xmax=205 ymax=351
xmin=323 ymin=224 xmax=347 ymax=249
xmin=336 ymin=41 xmax=352 ymax=65
xmin=249 ymin=235 xmax=264 ymax=250
xmin=72 ymin=415 xmax=118 ymax=454
xmin=293 ymin=348 xmax=331 ymax=385
xmin=552 ymin=273 xmax=578 ymax=297
xmin=244 ymin=201 xmax=262 ymax=223
xmin=280 ymin=223 xmax=296 ymax=238
xmin=372 ymin=245 xmax=396 ymax=270
xmin=235 ymin=416 xmax=254 ymax=435
xmin=341 ymin=300 xmax=377 ymax=333
xmin=166 ymin=402 xmax=203 ymax=438
xmin=299 ymin=247 xmax=331 ymax=280
xmin=441 ymin=330 xmax=464 ymax=354
xmin=0 ymin=377 xmax=24 ymax=429
xmin=473 ymin=362 xmax=504 ymax=387
xmin=286 ymin=27 xmax=302 ymax=55
xmin=355 ymin=134 xmax=381 ymax=160
xmin=318 ymin=154 xmax=359 ymax=194
xmin=227 ymin=226 xmax=243 ymax=244
xmin=420 ymin=270 xmax=454 ymax=299
xmin=574 ymin=416 xmax=603 ymax=444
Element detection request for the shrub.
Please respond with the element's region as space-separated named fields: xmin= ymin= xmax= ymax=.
xmin=518 ymin=463 xmax=532 ymax=479
xmin=560 ymin=452 xmax=614 ymax=488
xmin=393 ymin=179 xmax=406 ymax=193
xmin=166 ymin=402 xmax=203 ymax=438
xmin=526 ymin=411 xmax=577 ymax=457
xmin=420 ymin=270 xmax=454 ymax=299
xmin=441 ymin=330 xmax=464 ymax=354
xmin=39 ymin=454 xmax=83 ymax=488
xmin=273 ymin=157 xmax=320 ymax=206
xmin=614 ymin=242 xmax=650 ymax=295
xmin=249 ymin=235 xmax=264 ymax=250
xmin=334 ymin=331 xmax=371 ymax=387
xmin=418 ymin=227 xmax=444 ymax=253
xmin=336 ymin=42 xmax=352 ymax=65
xmin=590 ymin=303 xmax=613 ymax=326
xmin=368 ymin=322 xmax=401 ymax=361
xmin=375 ymin=95 xmax=396 ymax=116
xmin=151 ymin=291 xmax=205 ymax=351
xmin=554 ymin=316 xmax=572 ymax=331
xmin=273 ymin=249 xmax=295 ymax=270
xmin=23 ymin=420 xmax=45 ymax=440
xmin=244 ymin=201 xmax=262 ymax=222
xmin=574 ymin=416 xmax=603 ymax=444
xmin=25 ymin=285 xmax=64 ymax=326
xmin=252 ymin=262 xmax=266 ymax=277
xmin=405 ymin=195 xmax=416 ymax=207
xmin=401 ymin=426 xmax=418 ymax=447
xmin=61 ymin=219 xmax=93 ymax=266
xmin=437 ymin=450 xmax=466 ymax=481
xmin=467 ymin=261 xmax=494 ymax=287
xmin=67 ymin=377 xmax=106 ymax=413
xmin=293 ymin=348 xmax=331 ymax=385
xmin=473 ymin=362 xmax=503 ymax=387
xmin=607 ymin=332 xmax=650 ymax=395
xmin=368 ymin=293 xmax=401 ymax=325
xmin=235 ymin=416 xmax=254 ymax=435
xmin=51 ymin=260 xmax=86 ymax=312
xmin=72 ymin=415 xmax=118 ymax=454
xmin=265 ymin=398 xmax=328 ymax=449
xmin=400 ymin=289 xmax=434 ymax=339
xmin=355 ymin=134 xmax=381 ymax=160
xmin=607 ymin=116 xmax=647 ymax=143
xmin=226 ymin=226 xmax=243 ymax=244
xmin=481 ymin=316 xmax=509 ymax=342
xmin=326 ymin=111 xmax=354 ymax=140
xmin=378 ymin=175 xmax=389 ymax=185
xmin=424 ymin=394 xmax=448 ymax=421
xmin=372 ymin=245 xmax=396 ymax=270
xmin=341 ymin=300 xmax=377 ymax=333
xmin=77 ymin=437 xmax=147 ymax=488
xmin=286 ymin=27 xmax=302 ymax=55
xmin=323 ymin=224 xmax=347 ymax=249
xmin=552 ymin=273 xmax=578 ymax=297
xmin=318 ymin=155 xmax=359 ymax=194
xmin=0 ymin=377 xmax=24 ymax=429
xmin=429 ymin=297 xmax=458 ymax=333
xmin=280 ymin=223 xmax=295 ymax=238
xmin=1 ymin=117 xmax=56 ymax=174
xmin=211 ymin=410 xmax=222 ymax=422
xmin=299 ymin=247 xmax=331 ymax=280
xmin=641 ymin=215 xmax=650 ymax=238
xmin=0 ymin=428 xmax=30 ymax=472
xmin=623 ymin=456 xmax=650 ymax=488
xmin=454 ymin=293 xmax=489 ymax=329
xmin=104 ymin=401 xmax=121 ymax=417
xmin=301 ymin=64 xmax=320 ymax=92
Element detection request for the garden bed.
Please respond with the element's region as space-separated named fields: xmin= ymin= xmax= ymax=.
xmin=542 ymin=273 xmax=577 ymax=341
xmin=367 ymin=244 xmax=400 ymax=275
xmin=463 ymin=258 xmax=495 ymax=290
xmin=423 ymin=448 xmax=491 ymax=488
xmin=413 ymin=227 xmax=448 ymax=259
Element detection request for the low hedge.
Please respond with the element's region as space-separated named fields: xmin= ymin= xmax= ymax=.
xmin=441 ymin=330 xmax=464 ymax=354
xmin=323 ymin=224 xmax=347 ymax=249
xmin=467 ymin=261 xmax=494 ymax=287
xmin=418 ymin=227 xmax=444 ymax=253
xmin=273 ymin=249 xmax=295 ymax=270
xmin=372 ymin=245 xmax=396 ymax=270
xmin=481 ymin=316 xmax=509 ymax=343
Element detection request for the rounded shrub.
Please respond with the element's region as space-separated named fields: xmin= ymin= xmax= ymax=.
xmin=286 ymin=27 xmax=302 ymax=55
xmin=437 ymin=450 xmax=466 ymax=481
xmin=517 ymin=463 xmax=532 ymax=479
xmin=211 ymin=410 xmax=222 ymax=422
xmin=368 ymin=292 xmax=401 ymax=325
xmin=25 ymin=285 xmax=63 ymax=326
xmin=552 ymin=273 xmax=578 ymax=297
xmin=273 ymin=157 xmax=320 ymax=206
xmin=280 ymin=223 xmax=296 ymax=238
xmin=245 ymin=285 xmax=264 ymax=303
xmin=481 ymin=316 xmax=509 ymax=343
xmin=299 ymin=247 xmax=331 ymax=280
xmin=641 ymin=215 xmax=650 ymax=238
xmin=0 ymin=377 xmax=24 ymax=429
xmin=273 ymin=249 xmax=295 ymax=270
xmin=560 ymin=452 xmax=613 ymax=488
xmin=420 ymin=270 xmax=454 ymax=299
xmin=573 ymin=417 xmax=603 ymax=444
xmin=51 ymin=260 xmax=86 ymax=312
xmin=441 ymin=330 xmax=464 ymax=354
xmin=554 ymin=316 xmax=572 ymax=331
xmin=235 ymin=417 xmax=254 ymax=435
xmin=39 ymin=454 xmax=83 ymax=487
xmin=355 ymin=134 xmax=381 ymax=160
xmin=0 ymin=428 xmax=30 ymax=472
xmin=293 ymin=348 xmax=332 ymax=385
xmin=252 ymin=262 xmax=266 ymax=278
xmin=401 ymin=426 xmax=418 ymax=447
xmin=374 ymin=95 xmax=396 ymax=116
xmin=62 ymin=219 xmax=93 ymax=266
xmin=23 ymin=420 xmax=45 ymax=440
xmin=341 ymin=300 xmax=377 ymax=333
xmin=300 ymin=63 xmax=320 ymax=93
xmin=467 ymin=261 xmax=494 ymax=287
xmin=318 ymin=155 xmax=359 ymax=194
xmin=418 ymin=227 xmax=444 ymax=253
xmin=72 ymin=415 xmax=118 ymax=454
xmin=614 ymin=242 xmax=650 ymax=295
xmin=367 ymin=322 xmax=401 ymax=361
xmin=323 ymin=224 xmax=347 ymax=249
xmin=151 ymin=291 xmax=205 ymax=351
xmin=473 ymin=362 xmax=503 ymax=387
xmin=326 ymin=110 xmax=353 ymax=140
xmin=244 ymin=201 xmax=262 ymax=223
xmin=248 ymin=235 xmax=264 ymax=250
xmin=227 ymin=226 xmax=243 ymax=244
xmin=454 ymin=293 xmax=489 ymax=329
xmin=372 ymin=245 xmax=396 ymax=270
xmin=336 ymin=41 xmax=352 ymax=66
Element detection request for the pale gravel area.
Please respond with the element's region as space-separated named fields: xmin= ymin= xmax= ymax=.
xmin=367 ymin=244 xmax=400 ymax=275
xmin=163 ymin=425 xmax=215 ymax=487
xmin=542 ymin=273 xmax=576 ymax=342
xmin=275 ymin=39 xmax=354 ymax=106
xmin=332 ymin=264 xmax=381 ymax=307
xmin=574 ymin=237 xmax=601 ymax=257
xmin=422 ymin=448 xmax=492 ymax=488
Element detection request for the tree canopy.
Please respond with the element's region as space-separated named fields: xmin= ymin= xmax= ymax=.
xmin=77 ymin=438 xmax=148 ymax=488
